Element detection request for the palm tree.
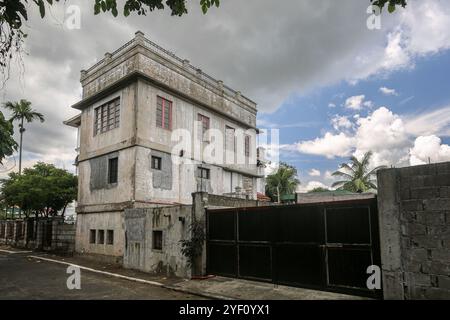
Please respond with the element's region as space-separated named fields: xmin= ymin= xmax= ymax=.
xmin=332 ymin=151 xmax=386 ymax=193
xmin=2 ymin=99 xmax=44 ymax=174
xmin=266 ymin=162 xmax=300 ymax=203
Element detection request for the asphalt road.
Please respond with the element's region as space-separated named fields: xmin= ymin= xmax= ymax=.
xmin=0 ymin=251 xmax=203 ymax=300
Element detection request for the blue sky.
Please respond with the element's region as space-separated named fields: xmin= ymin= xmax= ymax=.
xmin=258 ymin=49 xmax=450 ymax=191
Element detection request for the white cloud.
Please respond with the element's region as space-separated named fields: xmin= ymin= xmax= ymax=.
xmin=354 ymin=107 xmax=410 ymax=167
xmin=344 ymin=95 xmax=373 ymax=111
xmin=379 ymin=86 xmax=398 ymax=96
xmin=308 ymin=169 xmax=321 ymax=177
xmin=409 ymin=135 xmax=450 ymax=165
xmin=328 ymin=103 xmax=336 ymax=108
xmin=345 ymin=95 xmax=366 ymax=110
xmin=297 ymin=181 xmax=330 ymax=193
xmin=331 ymin=115 xmax=353 ymax=131
xmin=297 ymin=132 xmax=355 ymax=159
xmin=404 ymin=105 xmax=450 ymax=137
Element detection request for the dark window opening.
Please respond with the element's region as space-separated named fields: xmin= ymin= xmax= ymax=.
xmin=107 ymin=230 xmax=114 ymax=245
xmin=153 ymin=230 xmax=163 ymax=250
xmin=98 ymin=230 xmax=105 ymax=244
xmin=198 ymin=167 xmax=210 ymax=180
xmin=108 ymin=157 xmax=118 ymax=184
xmin=151 ymin=156 xmax=162 ymax=170
xmin=89 ymin=229 xmax=96 ymax=244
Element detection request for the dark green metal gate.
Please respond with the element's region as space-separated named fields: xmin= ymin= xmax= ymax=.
xmin=206 ymin=198 xmax=381 ymax=298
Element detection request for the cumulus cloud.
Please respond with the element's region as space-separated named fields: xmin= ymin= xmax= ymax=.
xmin=379 ymin=86 xmax=398 ymax=96
xmin=328 ymin=103 xmax=336 ymax=108
xmin=354 ymin=107 xmax=411 ymax=167
xmin=345 ymin=95 xmax=366 ymax=110
xmin=297 ymin=181 xmax=330 ymax=193
xmin=409 ymin=135 xmax=450 ymax=165
xmin=332 ymin=115 xmax=353 ymax=131
xmin=308 ymin=169 xmax=321 ymax=177
xmin=293 ymin=103 xmax=450 ymax=169
xmin=297 ymin=132 xmax=355 ymax=159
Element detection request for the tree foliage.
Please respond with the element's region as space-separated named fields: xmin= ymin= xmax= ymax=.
xmin=1 ymin=162 xmax=77 ymax=217
xmin=308 ymin=187 xmax=330 ymax=193
xmin=331 ymin=151 xmax=386 ymax=193
xmin=0 ymin=110 xmax=18 ymax=164
xmin=371 ymin=0 xmax=407 ymax=13
xmin=180 ymin=219 xmax=205 ymax=268
xmin=2 ymin=99 xmax=44 ymax=124
xmin=265 ymin=162 xmax=300 ymax=203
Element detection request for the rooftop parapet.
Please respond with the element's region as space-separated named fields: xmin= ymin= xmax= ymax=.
xmin=79 ymin=31 xmax=257 ymax=112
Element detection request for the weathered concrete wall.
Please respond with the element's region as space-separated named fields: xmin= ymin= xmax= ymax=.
xmin=77 ymin=148 xmax=135 ymax=209
xmin=123 ymin=206 xmax=192 ymax=278
xmin=78 ymin=86 xmax=136 ymax=160
xmin=297 ymin=192 xmax=376 ymax=204
xmin=377 ymin=162 xmax=450 ymax=299
xmin=0 ymin=218 xmax=75 ymax=254
xmin=75 ymin=211 xmax=124 ymax=263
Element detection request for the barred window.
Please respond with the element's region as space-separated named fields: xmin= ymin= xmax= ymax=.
xmin=198 ymin=167 xmax=210 ymax=180
xmin=156 ymin=96 xmax=172 ymax=130
xmin=94 ymin=98 xmax=120 ymax=135
xmin=108 ymin=157 xmax=118 ymax=184
xmin=245 ymin=135 xmax=250 ymax=158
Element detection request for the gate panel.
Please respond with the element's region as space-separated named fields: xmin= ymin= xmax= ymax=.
xmin=207 ymin=243 xmax=237 ymax=277
xmin=206 ymin=198 xmax=381 ymax=298
xmin=238 ymin=244 xmax=272 ymax=280
xmin=275 ymin=244 xmax=323 ymax=287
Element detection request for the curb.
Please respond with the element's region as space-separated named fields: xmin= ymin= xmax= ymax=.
xmin=26 ymin=255 xmax=230 ymax=300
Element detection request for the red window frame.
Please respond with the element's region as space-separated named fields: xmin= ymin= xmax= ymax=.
xmin=157 ymin=96 xmax=173 ymax=130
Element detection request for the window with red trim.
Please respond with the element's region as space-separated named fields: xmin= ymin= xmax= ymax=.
xmin=156 ymin=96 xmax=172 ymax=130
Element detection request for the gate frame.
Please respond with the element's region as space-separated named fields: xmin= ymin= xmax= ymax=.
xmin=206 ymin=197 xmax=382 ymax=299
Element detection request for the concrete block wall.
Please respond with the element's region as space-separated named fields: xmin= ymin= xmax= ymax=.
xmin=0 ymin=218 xmax=75 ymax=254
xmin=378 ymin=162 xmax=450 ymax=299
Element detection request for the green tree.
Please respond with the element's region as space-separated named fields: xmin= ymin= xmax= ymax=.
xmin=265 ymin=162 xmax=300 ymax=203
xmin=1 ymin=162 xmax=77 ymax=218
xmin=0 ymin=110 xmax=18 ymax=164
xmin=372 ymin=0 xmax=407 ymax=13
xmin=2 ymin=99 xmax=44 ymax=174
xmin=331 ymin=151 xmax=386 ymax=193
xmin=308 ymin=187 xmax=330 ymax=193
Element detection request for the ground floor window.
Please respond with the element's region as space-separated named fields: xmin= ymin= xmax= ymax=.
xmin=153 ymin=230 xmax=163 ymax=250
xmin=89 ymin=229 xmax=96 ymax=244
xmin=107 ymin=230 xmax=114 ymax=245
xmin=98 ymin=230 xmax=105 ymax=244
